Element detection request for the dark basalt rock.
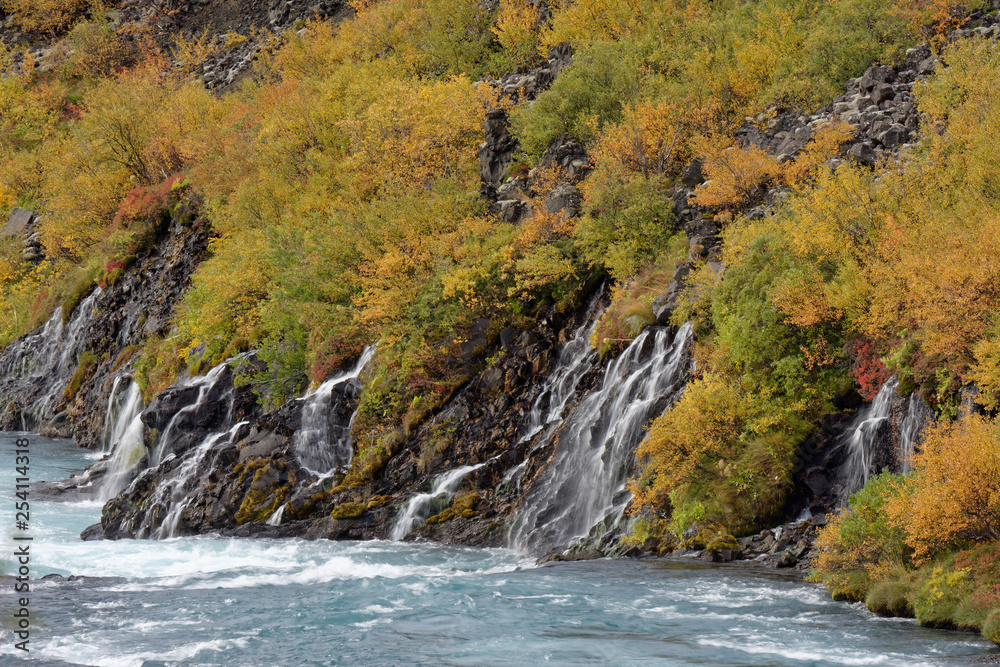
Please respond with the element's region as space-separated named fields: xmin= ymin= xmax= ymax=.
xmin=480 ymin=45 xmax=575 ymax=203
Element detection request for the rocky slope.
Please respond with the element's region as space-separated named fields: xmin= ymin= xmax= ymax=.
xmin=0 ymin=214 xmax=210 ymax=440
xmin=7 ymin=5 xmax=998 ymax=571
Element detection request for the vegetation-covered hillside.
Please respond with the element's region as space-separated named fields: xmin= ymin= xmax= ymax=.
xmin=1 ymin=0 xmax=999 ymax=644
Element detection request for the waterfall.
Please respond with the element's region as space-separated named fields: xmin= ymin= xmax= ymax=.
xmin=144 ymin=421 xmax=249 ymax=539
xmin=294 ymin=345 xmax=377 ymax=475
xmin=102 ymin=378 xmax=145 ymax=452
xmin=390 ymin=463 xmax=486 ymax=541
xmin=97 ymin=378 xmax=147 ymax=502
xmin=840 ymin=378 xmax=900 ymax=495
xmin=500 ymin=296 xmax=604 ymax=496
xmin=266 ymin=503 xmax=287 ymax=526
xmin=0 ymin=288 xmax=102 ymax=425
xmin=509 ymin=322 xmax=693 ymax=555
xmin=518 ymin=303 xmax=603 ymax=447
xmin=152 ymin=362 xmax=233 ymax=466
xmin=899 ymin=392 xmax=932 ymax=474
xmin=838 ymin=377 xmax=935 ymax=497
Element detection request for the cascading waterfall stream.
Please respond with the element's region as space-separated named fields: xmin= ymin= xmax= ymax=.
xmin=519 ymin=302 xmax=603 ymax=447
xmin=500 ymin=296 xmax=605 ymax=493
xmin=265 ymin=503 xmax=287 ymax=526
xmin=152 ymin=363 xmax=233 ymax=466
xmin=102 ymin=377 xmax=144 ymax=452
xmin=839 ymin=376 xmax=934 ymax=498
xmin=899 ymin=392 xmax=933 ymax=474
xmin=390 ymin=463 xmax=488 ymax=540
xmin=146 ymin=421 xmax=249 ymax=539
xmin=97 ymin=378 xmax=147 ymax=502
xmin=0 ymin=288 xmax=102 ymax=425
xmin=294 ymin=345 xmax=377 ymax=475
xmin=841 ymin=377 xmax=900 ymax=495
xmin=509 ymin=322 xmax=693 ymax=555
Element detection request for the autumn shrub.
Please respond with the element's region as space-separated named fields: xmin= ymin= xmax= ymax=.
xmin=593 ymin=100 xmax=691 ymax=179
xmin=134 ymin=335 xmax=185 ymax=402
xmin=4 ymin=0 xmax=95 ymax=35
xmin=589 ymin=254 xmax=680 ymax=357
xmin=812 ymin=472 xmax=910 ymax=597
xmin=887 ymin=414 xmax=1000 ymax=565
xmin=575 ymin=168 xmax=680 ymax=282
xmin=892 ymin=0 xmax=986 ymax=41
xmin=56 ymin=18 xmax=158 ymax=79
xmin=631 ymin=374 xmax=757 ymax=514
xmin=693 ymin=140 xmax=780 ymax=209
xmin=338 ymin=0 xmax=498 ymax=78
xmin=799 ymin=0 xmax=912 ymax=88
xmin=845 ymin=338 xmax=890 ymax=401
xmin=513 ymin=41 xmax=643 ymax=157
xmin=711 ymin=229 xmax=849 ymax=404
xmin=491 ymin=0 xmax=542 ymax=72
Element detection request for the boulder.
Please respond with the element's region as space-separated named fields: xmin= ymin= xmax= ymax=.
xmin=2 ymin=208 xmax=34 ymax=236
xmin=847 ymin=142 xmax=878 ymax=167
xmin=681 ymin=158 xmax=704 ymax=187
xmin=545 ymin=183 xmax=581 ymax=219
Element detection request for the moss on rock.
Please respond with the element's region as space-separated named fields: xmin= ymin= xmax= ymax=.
xmin=425 ymin=493 xmax=481 ymax=525
xmin=330 ymin=502 xmax=367 ymax=520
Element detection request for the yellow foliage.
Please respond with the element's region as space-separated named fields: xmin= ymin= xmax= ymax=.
xmin=969 ymin=332 xmax=1000 ymax=411
xmin=493 ymin=0 xmax=541 ymax=69
xmin=171 ymin=28 xmax=222 ymax=74
xmin=337 ymin=75 xmax=482 ymax=198
xmin=887 ymin=413 xmax=1000 ymax=565
xmin=631 ymin=373 xmax=757 ymax=509
xmin=693 ymin=139 xmax=780 ymax=209
xmin=176 ymin=229 xmax=274 ymax=345
xmin=4 ymin=0 xmax=94 ymax=35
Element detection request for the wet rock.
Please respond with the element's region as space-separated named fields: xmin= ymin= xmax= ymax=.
xmin=79 ymin=523 xmax=104 ymax=541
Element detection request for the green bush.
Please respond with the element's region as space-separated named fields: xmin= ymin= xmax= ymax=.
xmin=984 ymin=608 xmax=1000 ymax=645
xmin=575 ymin=170 xmax=680 ymax=281
xmin=866 ymin=579 xmax=915 ymax=618
xmin=513 ymin=42 xmax=643 ymax=157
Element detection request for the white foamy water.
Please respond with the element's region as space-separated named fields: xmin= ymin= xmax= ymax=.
xmin=1 ymin=432 xmax=997 ymax=665
xmin=294 ymin=345 xmax=376 ymax=475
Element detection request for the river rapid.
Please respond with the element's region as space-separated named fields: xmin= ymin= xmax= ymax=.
xmin=1 ymin=433 xmax=998 ymax=666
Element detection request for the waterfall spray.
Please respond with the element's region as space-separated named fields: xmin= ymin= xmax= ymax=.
xmin=509 ymin=322 xmax=693 ymax=555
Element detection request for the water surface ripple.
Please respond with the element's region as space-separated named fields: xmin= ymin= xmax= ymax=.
xmin=2 ymin=435 xmax=997 ymax=666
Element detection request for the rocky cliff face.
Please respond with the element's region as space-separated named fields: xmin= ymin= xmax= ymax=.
xmin=0 ymin=216 xmax=211 ymax=443
xmin=91 ymin=301 xmax=599 ymax=544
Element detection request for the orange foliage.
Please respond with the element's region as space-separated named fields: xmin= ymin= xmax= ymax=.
xmin=893 ymin=0 xmax=976 ymax=40
xmin=693 ymin=139 xmax=780 ymax=209
xmin=888 ymin=413 xmax=1000 ymax=565
xmin=594 ymin=100 xmax=685 ymax=178
xmin=783 ymin=120 xmax=857 ymax=184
